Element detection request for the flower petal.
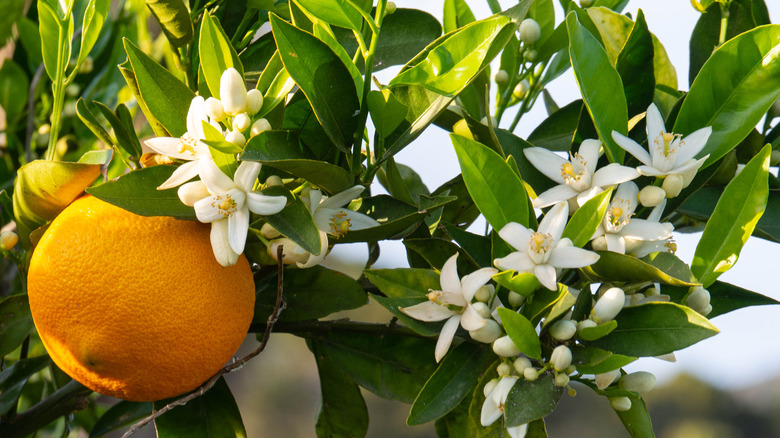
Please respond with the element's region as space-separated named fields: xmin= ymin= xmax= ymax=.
xmin=645 ymin=103 xmax=666 ymax=139
xmin=605 ymin=233 xmax=626 ymax=254
xmin=194 ymin=196 xmax=224 ymax=223
xmin=523 ymin=148 xmax=567 ymax=184
xmin=549 ymin=246 xmax=600 ymax=269
xmin=591 ymin=164 xmax=640 ymax=188
xmin=498 ymin=222 xmax=532 ymax=251
xmin=669 ymin=156 xmax=708 ymax=177
xmin=246 ymin=192 xmax=287 ymax=216
xmin=612 ymin=131 xmax=651 ymax=166
xmin=460 ymin=267 xmax=499 ymax=302
xmin=341 ymin=209 xmax=380 ymax=230
xmin=298 ymin=231 xmax=330 ymax=268
xmin=636 ymin=165 xmax=665 ymax=177
xmin=494 ymin=251 xmax=535 ymax=272
xmin=199 ymin=156 xmax=235 ymax=194
xmin=647 ymin=199 xmax=667 ymax=222
xmin=320 ymin=185 xmax=365 ymax=209
xmin=534 ymin=264 xmax=557 ymax=291
xmin=538 ymin=202 xmax=568 ymax=241
xmin=676 ymin=126 xmax=712 ymax=164
xmin=532 ymin=184 xmax=579 ymax=209
xmin=234 ymin=161 xmax=262 ymax=192
xmin=578 ymin=139 xmax=601 ymax=174
xmin=158 ymin=160 xmax=200 ymax=190
xmin=576 ymin=186 xmax=603 ymax=207
xmin=186 ymin=96 xmax=207 ymax=139
xmin=435 ymin=315 xmax=461 ymax=362
xmin=228 ymin=206 xmax=249 ymax=254
xmin=145 ymin=137 xmax=196 ymax=161
xmin=460 ymin=305 xmax=487 ymax=331
xmin=507 ymin=424 xmax=528 ymax=438
xmin=440 ymin=253 xmax=461 ymax=294
xmin=621 ymin=219 xmax=673 ymax=241
xmin=399 ymin=301 xmax=455 ymax=322
xmin=481 ymin=390 xmax=503 ymax=427
xmin=210 ymin=219 xmax=239 ymax=267
xmin=178 ymin=180 xmax=210 ymax=206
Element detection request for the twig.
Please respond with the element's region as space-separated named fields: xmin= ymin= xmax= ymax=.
xmin=0 ymin=380 xmax=92 ymax=438
xmin=122 ymin=247 xmax=287 ymax=438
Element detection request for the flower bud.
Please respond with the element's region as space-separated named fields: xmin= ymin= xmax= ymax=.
xmin=246 ymin=89 xmax=264 ymax=115
xmin=225 ymin=130 xmax=246 ymax=147
xmin=580 ymin=0 xmax=595 ymax=6
xmin=638 ymin=185 xmax=666 ymax=207
xmin=591 ymin=235 xmax=608 ymax=251
xmin=178 ymin=181 xmax=210 ymax=207
xmin=250 ymin=118 xmax=272 ymax=137
xmin=267 ymin=238 xmax=308 ymax=265
xmin=220 ymin=67 xmax=248 ymax=115
xmin=523 ymin=367 xmax=538 ymax=381
xmin=595 ymin=370 xmax=620 ymax=390
xmin=550 ymin=319 xmax=577 ymax=341
xmin=550 ymin=345 xmax=572 ymax=372
xmin=662 ymin=174 xmax=684 ymax=198
xmin=655 ymin=352 xmax=677 ymax=362
xmin=0 ymin=231 xmax=18 ymax=250
xmin=474 ymin=284 xmax=494 ymax=303
xmin=469 ymin=319 xmax=501 ymax=344
xmin=518 ymin=19 xmax=541 ymax=45
xmin=577 ymin=319 xmax=597 ymax=332
xmin=470 ymin=302 xmax=492 ymax=319
xmin=644 ymin=287 xmax=660 ymax=297
xmin=494 ymin=70 xmax=509 ymax=86
xmin=566 ymin=365 xmax=576 ymax=375
xmin=260 ymin=223 xmax=281 ymax=239
xmin=591 ymin=287 xmax=625 ymax=324
xmin=80 ymin=56 xmax=94 ymax=73
xmin=610 ymin=396 xmax=632 ymax=412
xmin=554 ymin=373 xmax=570 ymax=387
xmin=629 ymin=293 xmax=644 ymax=306
xmin=492 ymin=335 xmax=521 ymax=357
xmin=619 ymin=371 xmax=656 ymax=394
xmin=386 ymin=1 xmax=396 ymax=14
xmin=513 ymin=357 xmax=532 ymax=374
xmin=686 ymin=286 xmax=711 ymax=314
xmin=205 ymin=97 xmax=225 ymax=121
xmin=497 ymin=363 xmax=513 ymax=377
xmin=233 ymin=113 xmax=251 ymax=132
xmin=701 ymin=304 xmax=712 ymax=316
xmin=524 ymin=49 xmax=537 ymax=62
xmin=513 ymin=79 xmax=530 ymax=99
xmin=265 ymin=175 xmax=283 ymax=187
xmin=508 ymin=291 xmax=525 ymax=307
xmin=483 ymin=378 xmax=499 ymax=397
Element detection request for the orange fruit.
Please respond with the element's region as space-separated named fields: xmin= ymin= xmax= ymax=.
xmin=27 ymin=195 xmax=255 ymax=401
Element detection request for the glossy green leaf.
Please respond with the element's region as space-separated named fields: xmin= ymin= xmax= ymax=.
xmin=504 ymin=374 xmax=564 ymax=427
xmin=154 ymin=378 xmax=246 ymax=438
xmin=368 ymin=88 xmax=408 ymax=140
xmin=562 ymin=188 xmax=612 ymax=247
xmin=77 ymin=0 xmax=110 ymax=66
xmin=706 ymin=280 xmax=780 ymax=318
xmin=89 ymin=401 xmax=153 ymax=437
xmin=369 ymin=294 xmax=444 ymax=337
xmin=0 ymin=356 xmax=51 ymax=416
xmin=123 ymin=38 xmax=195 ymax=136
xmin=37 ymin=0 xmax=69 ymax=82
xmin=403 ymin=238 xmax=470 ymax=271
xmin=0 ymin=0 xmax=24 ymax=45
xmin=582 ymin=251 xmax=699 ymax=287
xmin=86 ymin=166 xmax=195 ymax=219
xmin=0 ymin=60 xmax=29 ymax=124
xmin=452 ymin=134 xmax=528 ymax=231
xmin=364 ymin=268 xmax=440 ymax=298
xmin=492 ymin=271 xmax=539 ymax=298
xmin=571 ymin=346 xmax=636 ymax=374
xmin=443 ymin=0 xmax=475 ymax=33
xmin=586 ymin=302 xmax=719 ymax=357
xmin=527 ymin=100 xmax=582 ymax=151
xmin=610 ymin=392 xmax=655 ymax=438
xmin=93 ymin=101 xmax=141 ymax=159
xmin=270 ymin=14 xmax=359 ymax=153
xmin=311 ymin=22 xmax=364 ymax=97
xmin=258 ymin=58 xmax=297 ymax=119
xmin=144 ymin=0 xmax=194 ymax=47
xmin=199 ymin=13 xmax=243 ymax=99
xmin=522 ymin=285 xmax=569 ymax=326
xmin=692 ymin=145 xmax=769 ymax=287
xmin=118 ymin=59 xmax=169 ymax=138
xmin=542 ymin=289 xmax=578 ymax=329
xmin=311 ymin=340 xmax=369 ymax=438
xmin=297 ymin=0 xmax=363 ymax=32
xmin=673 ymin=26 xmax=780 ymax=168
xmin=566 ymin=12 xmax=627 ymax=162
xmin=408 ymin=343 xmax=494 ymax=425
xmin=615 ymin=10 xmax=655 ymax=116
xmin=578 ymin=319 xmax=618 ymax=341
xmin=497 ymin=308 xmax=541 ymax=359
xmin=262 ymin=186 xmax=321 ymax=254
xmin=444 ymin=225 xmax=492 ymax=268
xmin=0 ymin=295 xmax=33 ymax=358
xmin=254 ymin=266 xmax=366 ymax=323
xmin=527 ymin=0 xmax=555 ymax=49
xmin=466 ymin=361 xmax=506 ymax=437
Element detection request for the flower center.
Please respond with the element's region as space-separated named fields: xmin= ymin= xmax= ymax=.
xmin=210 ymin=189 xmax=246 ymax=218
xmin=665 ymin=240 xmax=677 ymax=253
xmin=560 ymin=153 xmax=591 ymax=191
xmin=528 ymin=232 xmax=553 ymax=265
xmin=605 ymin=198 xmax=633 ymax=232
xmin=177 ymin=132 xmax=199 ymax=158
xmin=329 ymin=210 xmax=352 ymax=239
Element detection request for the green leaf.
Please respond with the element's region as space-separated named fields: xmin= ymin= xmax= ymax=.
xmin=527 ymin=100 xmax=582 ymax=151
xmin=368 ymin=89 xmax=408 ymax=140
xmin=403 ymin=238 xmax=470 ymax=271
xmin=496 ymin=309 xmax=541 ymax=360
xmin=93 ymin=101 xmax=141 ymax=159
xmin=270 ymin=14 xmax=359 ymax=153
xmin=522 ymin=285 xmax=569 ymax=326
xmin=253 ymin=266 xmax=366 ymax=322
xmin=581 ymin=251 xmax=699 ymax=287
xmin=585 ymin=302 xmax=719 ymax=357
xmin=706 ymin=280 xmax=780 ymax=318
xmin=13 ymin=160 xmax=101 ymax=247
xmin=297 ymin=0 xmax=363 ymax=32
xmin=692 ymin=145 xmax=770 ymax=287
xmin=364 ymin=268 xmax=440 ymax=298
xmin=578 ymin=319 xmax=618 ymax=341
xmin=154 ymin=378 xmax=246 ymax=438
xmin=615 ymin=10 xmax=655 ymax=117
xmin=562 ymin=188 xmax=611 ymax=247
xmin=0 ymin=60 xmax=29 ymax=123
xmin=0 ymin=356 xmax=51 ymax=416
xmin=86 ymin=166 xmax=195 ymax=219
xmin=311 ymin=340 xmax=369 ymax=438
xmin=77 ymin=0 xmax=110 ymax=66
xmin=443 ymin=0 xmax=475 ymax=33
xmin=144 ymin=0 xmax=194 ymax=47
xmin=571 ymin=346 xmax=636 ymax=374
xmin=262 ymin=186 xmax=321 ymax=254
xmin=123 ymin=38 xmax=195 ymax=136
xmin=0 ymin=295 xmax=34 ymax=358
xmin=566 ymin=12 xmax=627 ymax=162
xmin=199 ymin=13 xmax=243 ymax=99
xmin=408 ymin=343 xmax=494 ymax=425
xmin=673 ymin=26 xmax=780 ymax=168
xmin=492 ymin=271 xmax=539 ymax=298
xmin=370 ymin=294 xmax=444 ymax=337
xmin=37 ymin=0 xmax=67 ymax=81
xmin=504 ymin=374 xmax=564 ymax=427
xmin=527 ymin=0 xmax=555 ymax=49
xmin=89 ymin=401 xmax=153 ymax=437
xmin=452 ymin=134 xmax=528 ymax=231
xmin=609 ymin=392 xmax=655 ymax=438
xmin=0 ymin=0 xmax=24 ymax=45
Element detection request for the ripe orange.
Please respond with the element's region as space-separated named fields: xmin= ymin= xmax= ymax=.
xmin=27 ymin=195 xmax=255 ymax=401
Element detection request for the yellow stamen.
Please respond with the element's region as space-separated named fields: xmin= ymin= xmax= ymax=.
xmin=329 ymin=211 xmax=352 ymax=239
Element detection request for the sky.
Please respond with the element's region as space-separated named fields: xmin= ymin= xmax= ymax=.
xmin=330 ymin=0 xmax=780 ymax=390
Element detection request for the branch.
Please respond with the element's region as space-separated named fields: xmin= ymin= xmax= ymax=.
xmin=0 ymin=380 xmax=92 ymax=438
xmin=122 ymin=246 xmax=288 ymax=437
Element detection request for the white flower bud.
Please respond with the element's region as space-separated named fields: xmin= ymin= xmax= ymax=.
xmin=550 ymin=320 xmax=577 ymax=341
xmin=595 ymin=370 xmax=619 ymax=390
xmin=554 ymin=373 xmax=570 ymax=387
xmin=655 ymin=352 xmax=677 ymax=362
xmin=250 ymin=118 xmax=272 ymax=137
xmin=591 ymin=287 xmax=625 ymax=324
xmin=523 ymin=367 xmax=538 ymax=381
xmin=483 ymin=378 xmax=499 ymax=397
xmin=662 ymin=174 xmax=684 ymax=198
xmin=233 ymin=113 xmax=251 ymax=132
xmin=524 ymin=49 xmax=537 ymax=62
xmin=474 ymin=284 xmax=494 ymax=303
xmin=0 ymin=230 xmax=18 ymax=250
xmin=497 ymin=363 xmax=513 ymax=377
xmin=220 ymin=67 xmax=248 ymax=115
xmin=177 ymin=181 xmax=210 ymax=207
xmin=686 ymin=286 xmax=711 ymax=314
xmin=205 ymin=97 xmax=225 ymax=121
xmin=494 ymin=70 xmax=509 ymax=86
xmin=565 ymin=365 xmax=576 ymax=375
xmin=386 ymin=1 xmax=396 ymax=14
xmin=629 ymin=293 xmax=644 ymax=306
xmin=508 ymin=291 xmax=525 ymax=307
xmin=471 ymin=302 xmax=492 ymax=319
xmin=267 ymin=238 xmax=309 ymax=265
xmin=225 ymin=130 xmax=246 ymax=147
xmin=701 ymin=304 xmax=712 ymax=316
xmin=246 ymin=89 xmax=263 ymax=115
xmin=610 ymin=396 xmax=632 ymax=412
xmin=619 ymin=371 xmax=656 ymax=394
xmin=513 ymin=357 xmax=532 ymax=374
xmin=469 ymin=319 xmax=501 ymax=344
xmin=638 ymin=185 xmax=666 ymax=207
xmin=265 ymin=175 xmax=283 ymax=187
xmin=550 ymin=345 xmax=572 ymax=372
xmin=591 ymin=235 xmax=608 ymax=251
xmin=38 ymin=124 xmax=51 ymax=135
xmin=577 ymin=319 xmax=597 ymax=332
xmin=680 ymin=165 xmax=699 ymax=186
xmin=492 ymin=335 xmax=521 ymax=357
xmin=518 ymin=19 xmax=541 ymax=45
xmin=260 ymin=223 xmax=281 ymax=239
xmin=513 ymin=79 xmax=530 ymax=99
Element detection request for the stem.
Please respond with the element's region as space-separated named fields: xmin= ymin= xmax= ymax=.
xmin=0 ymin=380 xmax=92 ymax=438
xmin=718 ymin=2 xmax=730 ymax=46
xmin=44 ymin=26 xmax=69 ymax=161
xmin=248 ymin=318 xmax=428 ymax=339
